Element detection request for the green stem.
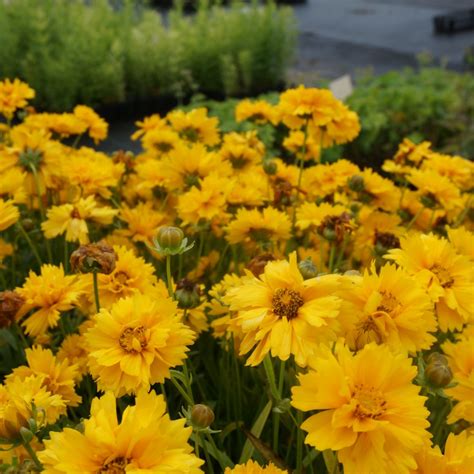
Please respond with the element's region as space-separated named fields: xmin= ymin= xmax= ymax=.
xmin=16 ymin=223 xmax=42 ymax=268
xmin=170 ymin=375 xmax=194 ymax=406
xmin=406 ymin=207 xmax=423 ymax=231
xmin=334 ymin=237 xmax=348 ymax=272
xmin=263 ymin=355 xmax=280 ymax=401
xmin=328 ymin=243 xmax=336 ymax=273
xmin=206 ymin=432 xmax=226 ymax=471
xmin=64 ymin=239 xmax=69 ymax=273
xmin=92 ymin=271 xmax=100 ymax=313
xmin=296 ymin=410 xmax=304 ymax=473
xmin=166 ymin=255 xmax=174 ymax=298
xmin=273 ymin=360 xmax=286 ymax=454
xmin=22 ymin=438 xmax=43 ymax=470
xmin=183 ymin=360 xmax=195 ymax=404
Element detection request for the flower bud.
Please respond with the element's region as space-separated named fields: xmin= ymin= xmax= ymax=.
xmin=425 ymin=354 xmax=453 ymax=387
xmin=347 ymin=175 xmax=365 ymax=192
xmin=175 ymin=278 xmax=201 ymax=309
xmin=426 ymin=352 xmax=448 ymax=366
xmin=298 ymin=257 xmax=318 ymax=279
xmin=322 ymin=227 xmax=337 ymax=242
xmin=70 ymin=241 xmax=116 ymax=275
xmin=246 ymin=254 xmax=275 ymax=277
xmin=19 ymin=426 xmax=34 ymax=444
xmin=21 ymin=218 xmax=35 ymax=231
xmin=191 ymin=404 xmax=215 ymax=429
xmin=156 ymin=226 xmax=184 ymax=250
xmin=263 ymin=160 xmax=277 ymax=175
xmin=420 ymin=193 xmax=437 ymax=209
xmin=0 ymin=291 xmax=24 ymax=328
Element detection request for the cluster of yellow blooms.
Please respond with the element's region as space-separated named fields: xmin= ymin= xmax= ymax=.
xmin=0 ymin=78 xmax=473 ymax=473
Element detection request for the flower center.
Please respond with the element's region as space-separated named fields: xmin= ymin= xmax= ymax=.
xmin=354 ymin=315 xmax=384 ymax=350
xmin=272 ymin=288 xmax=304 ymax=320
xmin=376 ymin=292 xmax=399 ymax=314
xmin=430 ymin=264 xmax=454 ymax=288
xmin=119 ymin=326 xmax=147 ymax=353
xmin=353 ymin=385 xmax=386 ymax=420
xmin=70 ymin=208 xmax=81 ymax=219
xmin=98 ymin=457 xmax=129 ymax=473
xmin=180 ymin=127 xmax=200 ymax=142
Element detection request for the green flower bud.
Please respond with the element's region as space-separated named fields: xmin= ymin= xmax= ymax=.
xmin=420 ymin=193 xmax=437 ymax=209
xmin=322 ymin=227 xmax=337 ymax=242
xmin=263 ymin=160 xmax=277 ymax=175
xmin=175 ymin=278 xmax=201 ymax=309
xmin=298 ymin=257 xmax=318 ymax=279
xmin=425 ymin=355 xmax=453 ymax=387
xmin=191 ymin=404 xmax=215 ymax=429
xmin=19 ymin=426 xmax=34 ymax=444
xmin=151 ymin=226 xmax=194 ymax=256
xmin=347 ymin=175 xmax=365 ymax=192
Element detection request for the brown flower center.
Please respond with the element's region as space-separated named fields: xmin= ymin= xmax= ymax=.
xmin=430 ymin=264 xmax=454 ymax=289
xmin=180 ymin=127 xmax=200 ymax=142
xmin=70 ymin=208 xmax=81 ymax=219
xmin=119 ymin=326 xmax=147 ymax=353
xmin=354 ymin=315 xmax=384 ymax=350
xmin=98 ymin=457 xmax=129 ymax=473
xmin=272 ymin=288 xmax=304 ymax=320
xmin=353 ymin=385 xmax=386 ymax=420
xmin=376 ymin=292 xmax=399 ymax=314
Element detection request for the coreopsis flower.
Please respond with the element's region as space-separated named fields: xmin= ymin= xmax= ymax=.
xmin=422 ymin=152 xmax=474 ymax=191
xmin=41 ymin=195 xmax=118 ymax=244
xmin=85 ymin=293 xmax=195 ymax=395
xmin=177 ymin=174 xmax=231 ymax=225
xmin=131 ymin=113 xmax=167 ymax=141
xmin=0 ymin=166 xmax=28 ymax=203
xmin=283 ymin=130 xmax=320 ymax=161
xmin=227 ymin=252 xmax=342 ymax=366
xmin=0 ymin=374 xmax=64 ymax=439
xmin=387 ymin=233 xmax=474 ymax=331
xmin=0 ymin=78 xmax=35 ymax=119
xmin=383 ymin=138 xmax=433 ymax=175
xmin=70 ymin=240 xmax=117 ymax=275
xmin=7 ymin=346 xmax=81 ymax=411
xmin=73 ymin=105 xmax=108 ymax=143
xmin=277 ymin=85 xmax=338 ymax=130
xmin=408 ymin=169 xmax=463 ymax=211
xmin=318 ymin=101 xmax=361 ymax=146
xmin=25 ymin=111 xmax=87 ymax=137
xmin=291 ymin=343 xmax=431 ymax=474
xmin=338 ymin=263 xmax=437 ymax=353
xmin=0 ymin=198 xmax=19 ymax=231
xmin=443 ymin=334 xmax=474 ymax=424
xmin=447 ymin=226 xmax=474 ymax=260
xmin=219 ymin=131 xmax=264 ymax=172
xmin=38 ymin=390 xmax=204 ymax=473
xmin=142 ymin=127 xmax=181 ymax=156
xmin=225 ymin=460 xmax=287 ymax=473
xmin=57 ymin=333 xmax=89 ymax=379
xmin=15 ymin=264 xmax=86 ymax=336
xmin=118 ymin=201 xmax=168 ymax=245
xmin=168 ymin=107 xmax=220 ymax=146
xmin=235 ymin=99 xmax=279 ymax=125
xmin=85 ymin=245 xmax=160 ymax=309
xmin=296 ymin=202 xmax=349 ymax=231
xmin=226 ymin=207 xmax=291 ymax=250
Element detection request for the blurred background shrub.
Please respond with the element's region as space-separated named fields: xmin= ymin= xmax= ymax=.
xmin=0 ymin=0 xmax=296 ymax=111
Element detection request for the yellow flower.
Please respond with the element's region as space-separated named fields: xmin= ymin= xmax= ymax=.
xmin=0 ymin=198 xmax=19 ymax=231
xmin=228 ymin=252 xmax=341 ymax=366
xmin=443 ymin=334 xmax=474 ymax=425
xmin=41 ymin=195 xmax=118 ymax=244
xmin=85 ymin=293 xmax=195 ymax=395
xmin=0 ymin=166 xmax=28 ymax=203
xmin=25 ymin=112 xmax=87 ymax=137
xmin=177 ymin=174 xmax=231 ymax=225
xmin=57 ymin=333 xmax=89 ymax=380
xmin=0 ymin=238 xmax=13 ymax=268
xmin=142 ymin=127 xmax=181 ymax=156
xmin=339 ymin=263 xmax=437 ymax=353
xmin=235 ymin=99 xmax=279 ymax=125
xmin=0 ymin=374 xmax=64 ymax=439
xmin=38 ymin=390 xmax=203 ymax=473
xmin=7 ymin=346 xmax=81 ymax=411
xmin=0 ymin=78 xmax=35 ymax=119
xmin=393 ymin=138 xmax=433 ymax=166
xmin=291 ymin=343 xmax=431 ymax=474
xmin=225 ymin=460 xmax=287 ymax=473
xmin=283 ymin=130 xmax=320 ymax=161
xmin=408 ymin=169 xmax=462 ymax=211
xmin=356 ymin=169 xmax=401 ymax=212
xmin=387 ymin=233 xmax=474 ymax=331
xmin=422 ymin=152 xmax=474 ymax=191
xmin=219 ymin=132 xmax=263 ymax=172
xmin=73 ymin=105 xmax=108 ymax=143
xmin=16 ymin=264 xmax=85 ymax=336
xmin=168 ymin=107 xmax=220 ymax=146
xmin=226 ymin=207 xmax=291 ymax=249
xmin=447 ymin=226 xmax=474 ymax=261
xmin=296 ymin=202 xmax=348 ymax=231
xmin=131 ymin=113 xmax=167 ymax=141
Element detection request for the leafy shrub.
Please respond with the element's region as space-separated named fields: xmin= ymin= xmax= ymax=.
xmin=0 ymin=0 xmax=296 ymax=111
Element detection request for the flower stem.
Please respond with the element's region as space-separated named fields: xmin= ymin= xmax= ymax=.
xmin=16 ymin=222 xmax=42 ymax=268
xmin=328 ymin=243 xmax=336 ymax=273
xmin=296 ymin=409 xmax=304 ymax=473
xmin=22 ymin=438 xmax=43 ymax=471
xmin=263 ymin=355 xmax=280 ymax=401
xmin=406 ymin=207 xmax=423 ymax=231
xmin=92 ymin=270 xmax=100 ymax=313
xmin=166 ymin=255 xmax=174 ymax=298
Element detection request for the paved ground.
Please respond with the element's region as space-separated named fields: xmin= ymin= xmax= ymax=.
xmin=102 ymin=0 xmax=474 ymax=152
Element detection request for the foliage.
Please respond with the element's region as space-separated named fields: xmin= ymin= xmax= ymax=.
xmin=0 ymin=0 xmax=296 ymax=111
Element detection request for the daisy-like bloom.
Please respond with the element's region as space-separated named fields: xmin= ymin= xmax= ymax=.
xmin=447 ymin=226 xmax=474 ymax=261
xmin=408 ymin=169 xmax=463 ymax=211
xmin=41 ymin=195 xmax=118 ymax=244
xmin=0 ymin=78 xmax=35 ymax=119
xmin=383 ymin=138 xmax=433 ymax=176
xmin=283 ymin=130 xmax=320 ymax=161
xmin=227 ymin=252 xmax=342 ymax=366
xmin=291 ymin=343 xmax=431 ymax=474
xmin=0 ymin=166 xmax=28 ymax=203
xmin=0 ymin=239 xmax=13 ymax=269
xmin=7 ymin=346 xmax=81 ymax=412
xmin=235 ymin=99 xmax=279 ymax=125
xmin=167 ymin=107 xmax=220 ymax=146
xmin=410 ymin=432 xmax=474 ymax=474
xmin=85 ymin=293 xmax=195 ymax=395
xmin=387 ymin=233 xmax=474 ymax=331
xmin=15 ymin=264 xmax=85 ymax=337
xmin=219 ymin=133 xmax=262 ymax=173
xmin=73 ymin=105 xmax=108 ymax=143
xmin=225 ymin=460 xmax=287 ymax=473
xmin=25 ymin=112 xmax=87 ymax=137
xmin=57 ymin=333 xmax=89 ymax=380
xmin=118 ymin=202 xmax=168 ymax=245
xmin=85 ymin=245 xmax=160 ymax=310
xmin=226 ymin=207 xmax=291 ymax=250
xmin=38 ymin=390 xmax=204 ymax=473
xmin=354 ymin=169 xmax=401 ymax=212
xmin=142 ymin=127 xmax=181 ymax=156
xmin=131 ymin=113 xmax=167 ymax=141
xmin=296 ymin=202 xmax=348 ymax=231
xmin=422 ymin=152 xmax=474 ymax=191
xmin=277 ymin=85 xmax=338 ymax=130
xmin=338 ymin=263 xmax=437 ymax=353
xmin=179 ymin=304 xmax=209 ymax=335
xmin=227 ymin=170 xmax=270 ymax=207
xmin=443 ymin=334 xmax=474 ymax=425
xmin=0 ymin=374 xmax=64 ymax=439
xmin=0 ymin=198 xmax=19 ymax=231
xmin=177 ymin=174 xmax=231 ymax=225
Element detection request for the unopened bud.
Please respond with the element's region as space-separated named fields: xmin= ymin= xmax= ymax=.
xmin=21 ymin=218 xmax=35 ymax=231
xmin=0 ymin=291 xmax=24 ymax=328
xmin=425 ymin=353 xmax=453 ymax=387
xmin=19 ymin=426 xmax=34 ymax=444
xmin=263 ymin=160 xmax=277 ymax=175
xmin=191 ymin=404 xmax=215 ymax=429
xmin=70 ymin=241 xmax=116 ymax=274
xmin=175 ymin=278 xmax=201 ymax=309
xmin=322 ymin=227 xmax=337 ymax=242
xmin=348 ymin=175 xmax=365 ymax=192
xmin=298 ymin=257 xmax=318 ymax=279
xmin=420 ymin=194 xmax=437 ymax=209
xmin=156 ymin=226 xmax=184 ymax=250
